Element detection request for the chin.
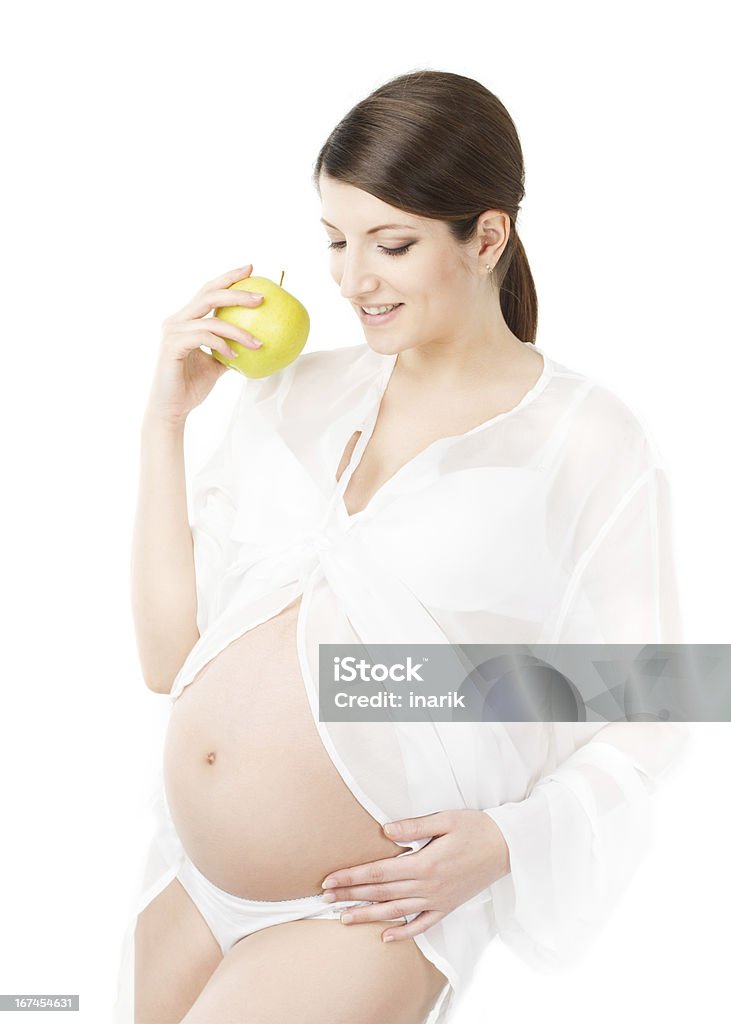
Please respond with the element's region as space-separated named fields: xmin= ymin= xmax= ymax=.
xmin=360 ymin=334 xmax=403 ymax=356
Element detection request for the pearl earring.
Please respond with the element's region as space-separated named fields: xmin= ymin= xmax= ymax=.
xmin=486 ymin=265 xmax=493 ymax=274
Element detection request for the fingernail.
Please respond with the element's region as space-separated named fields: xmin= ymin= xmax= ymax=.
xmin=251 ymin=339 xmax=263 ymax=348
xmin=383 ymin=935 xmax=395 ymax=943
xmin=322 ymin=892 xmax=337 ymax=902
xmin=340 ymin=913 xmax=353 ymax=924
xmin=251 ymin=293 xmax=264 ymax=299
xmin=322 ymin=877 xmax=336 ymax=889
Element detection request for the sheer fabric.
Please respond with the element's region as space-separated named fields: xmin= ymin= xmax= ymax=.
xmin=113 ymin=342 xmax=688 ymax=1023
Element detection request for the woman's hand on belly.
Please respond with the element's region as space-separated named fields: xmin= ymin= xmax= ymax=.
xmin=162 ymin=604 xmax=414 ymax=900
xmin=319 ymin=809 xmax=510 ymax=943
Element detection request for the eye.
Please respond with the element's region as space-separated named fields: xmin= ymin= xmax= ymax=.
xmin=327 ymin=241 xmax=415 ymax=257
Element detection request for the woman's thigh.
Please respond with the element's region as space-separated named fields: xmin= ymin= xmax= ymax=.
xmin=134 ymin=877 xmax=223 ymax=1023
xmin=181 ymin=918 xmax=449 ymax=1024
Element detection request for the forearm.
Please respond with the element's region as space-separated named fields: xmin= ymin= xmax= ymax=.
xmin=130 ymin=412 xmax=199 ymax=693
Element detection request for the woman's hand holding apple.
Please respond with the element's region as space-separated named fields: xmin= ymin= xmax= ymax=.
xmin=144 ymin=264 xmax=265 ymax=427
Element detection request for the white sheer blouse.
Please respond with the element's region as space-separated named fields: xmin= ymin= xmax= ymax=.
xmin=113 ymin=341 xmax=689 ymax=1024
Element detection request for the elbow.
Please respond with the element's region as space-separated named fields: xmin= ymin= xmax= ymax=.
xmin=137 ymin=631 xmax=200 ymax=696
xmin=142 ymin=673 xmax=174 ymax=695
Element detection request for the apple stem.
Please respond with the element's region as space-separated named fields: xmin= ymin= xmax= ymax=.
xmin=279 ymin=270 xmax=285 ymax=287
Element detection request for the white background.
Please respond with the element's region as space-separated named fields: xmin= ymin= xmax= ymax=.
xmin=1 ymin=0 xmax=728 ymax=1020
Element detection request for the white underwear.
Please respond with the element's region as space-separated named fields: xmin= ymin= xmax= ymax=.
xmin=176 ymin=853 xmax=417 ymax=956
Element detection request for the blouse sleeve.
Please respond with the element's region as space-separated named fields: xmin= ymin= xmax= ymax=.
xmin=187 ymin=377 xmax=259 ymax=636
xmin=481 ymin=459 xmax=690 ymax=969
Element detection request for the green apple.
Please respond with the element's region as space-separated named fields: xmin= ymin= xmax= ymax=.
xmin=212 ymin=274 xmax=310 ymax=379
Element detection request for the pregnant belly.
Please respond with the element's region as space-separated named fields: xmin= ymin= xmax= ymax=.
xmin=162 ymin=595 xmax=407 ymax=900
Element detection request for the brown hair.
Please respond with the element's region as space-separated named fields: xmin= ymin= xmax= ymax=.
xmin=312 ymin=69 xmax=538 ymax=345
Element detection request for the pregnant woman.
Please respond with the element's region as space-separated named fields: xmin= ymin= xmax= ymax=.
xmin=115 ymin=70 xmax=688 ymax=1023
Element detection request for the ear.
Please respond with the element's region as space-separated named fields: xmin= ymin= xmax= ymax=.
xmin=476 ymin=208 xmax=511 ymax=266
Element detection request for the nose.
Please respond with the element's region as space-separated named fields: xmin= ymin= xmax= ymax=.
xmin=337 ymin=250 xmax=380 ymax=303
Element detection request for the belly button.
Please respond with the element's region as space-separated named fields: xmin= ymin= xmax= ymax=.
xmin=206 ymin=751 xmax=216 ymax=765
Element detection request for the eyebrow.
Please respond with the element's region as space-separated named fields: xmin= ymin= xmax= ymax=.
xmin=320 ymin=217 xmax=418 ymax=234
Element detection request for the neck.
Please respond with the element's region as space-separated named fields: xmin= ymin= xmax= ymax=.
xmin=392 ymin=328 xmax=529 ymax=391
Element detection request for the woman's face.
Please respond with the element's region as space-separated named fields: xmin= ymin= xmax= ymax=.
xmin=318 ymin=173 xmax=487 ymax=358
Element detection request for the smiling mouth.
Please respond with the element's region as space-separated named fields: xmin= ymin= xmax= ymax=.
xmin=357 ymin=303 xmax=404 ymax=323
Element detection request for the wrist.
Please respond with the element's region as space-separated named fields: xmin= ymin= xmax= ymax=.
xmin=141 ymin=409 xmax=188 ymax=436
